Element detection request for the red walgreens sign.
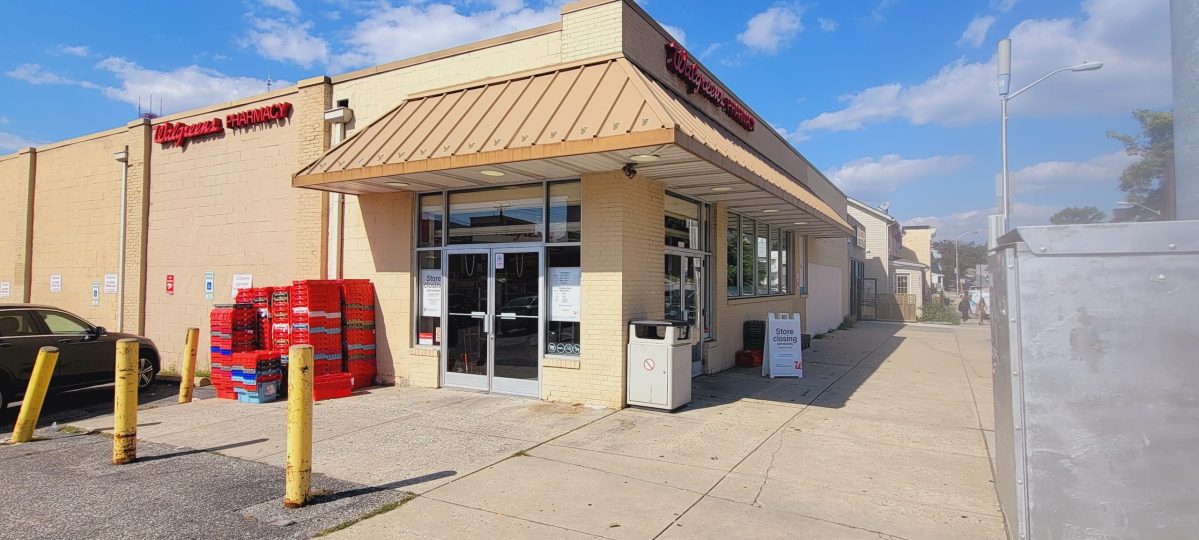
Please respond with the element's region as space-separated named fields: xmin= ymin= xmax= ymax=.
xmin=154 ymin=101 xmax=293 ymax=147
xmin=226 ymin=101 xmax=292 ymax=129
xmin=664 ymin=42 xmax=756 ymax=132
xmin=166 ymin=274 xmax=175 ymax=296
xmin=154 ymin=119 xmax=223 ymax=146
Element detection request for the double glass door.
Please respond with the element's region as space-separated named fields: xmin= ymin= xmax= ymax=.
xmin=665 ymin=253 xmax=704 ymax=377
xmin=444 ymin=249 xmax=542 ymax=396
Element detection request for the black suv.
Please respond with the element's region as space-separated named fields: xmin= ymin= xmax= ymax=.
xmin=0 ymin=304 xmax=160 ymax=408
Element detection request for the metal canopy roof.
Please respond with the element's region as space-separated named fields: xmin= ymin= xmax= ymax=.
xmin=294 ymin=56 xmax=851 ymax=237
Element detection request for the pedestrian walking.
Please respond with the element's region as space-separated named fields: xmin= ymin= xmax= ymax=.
xmin=977 ymin=295 xmax=988 ymax=325
xmin=958 ymin=294 xmax=971 ymax=321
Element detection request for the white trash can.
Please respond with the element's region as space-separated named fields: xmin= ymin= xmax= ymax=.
xmin=626 ymin=320 xmax=693 ymax=410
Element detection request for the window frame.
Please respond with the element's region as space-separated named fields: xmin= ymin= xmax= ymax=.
xmin=725 ymin=211 xmax=795 ymax=299
xmin=412 ymin=180 xmax=583 ymax=352
xmin=896 ymin=273 xmax=910 ymax=295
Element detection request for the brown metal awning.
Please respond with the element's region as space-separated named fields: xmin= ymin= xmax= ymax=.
xmin=295 ymin=57 xmax=851 ymax=237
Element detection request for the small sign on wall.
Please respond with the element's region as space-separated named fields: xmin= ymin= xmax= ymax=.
xmin=166 ymin=275 xmax=175 ymax=296
xmin=91 ymin=281 xmax=100 ymax=306
xmin=50 ymin=274 xmax=62 ymax=293
xmin=104 ymin=273 xmax=119 ymax=294
xmin=231 ymin=273 xmax=253 ymax=297
xmin=1 ymin=281 xmax=11 ymax=299
xmin=204 ymin=271 xmax=215 ymax=301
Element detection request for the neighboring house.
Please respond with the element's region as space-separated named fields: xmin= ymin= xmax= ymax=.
xmin=847 ymin=215 xmax=866 ymax=321
xmin=900 ymin=225 xmax=937 ymax=299
xmin=846 ymin=198 xmax=926 ymax=321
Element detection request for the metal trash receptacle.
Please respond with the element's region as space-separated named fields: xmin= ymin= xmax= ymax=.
xmin=626 ymin=320 xmax=692 ymax=410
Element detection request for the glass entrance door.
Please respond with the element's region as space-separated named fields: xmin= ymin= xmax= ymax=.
xmin=443 ymin=249 xmax=542 ymax=396
xmin=665 ymin=253 xmax=704 ymax=377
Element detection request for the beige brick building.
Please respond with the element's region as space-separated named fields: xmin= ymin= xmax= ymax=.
xmin=0 ymin=0 xmax=853 ymax=409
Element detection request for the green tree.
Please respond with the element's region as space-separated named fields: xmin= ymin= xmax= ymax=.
xmin=1107 ymin=110 xmax=1173 ymax=221
xmin=1050 ymin=206 xmax=1106 ymax=225
xmin=932 ymin=239 xmax=986 ymax=289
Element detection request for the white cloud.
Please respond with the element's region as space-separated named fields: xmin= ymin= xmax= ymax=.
xmin=903 ymin=202 xmax=1057 ymax=238
xmin=6 ymin=63 xmax=101 ymax=89
xmin=661 ymin=24 xmax=687 ymax=47
xmin=827 ymin=153 xmax=972 ymax=196
xmin=0 ymin=117 xmax=8 ymax=124
xmin=818 ymin=18 xmax=838 ymax=32
xmin=0 ymin=131 xmax=42 ymax=153
xmin=796 ymin=0 xmax=1170 ymax=137
xmin=55 ymin=45 xmax=90 ymax=57
xmin=242 ymin=19 xmax=330 ymax=68
xmin=1012 ymin=150 xmax=1135 ymax=193
xmin=94 ymin=58 xmax=287 ymax=114
xmin=992 ymin=0 xmax=1019 ymax=13
xmin=737 ymin=4 xmax=804 ymax=54
xmin=699 ymin=42 xmax=723 ymax=60
xmin=330 ymin=2 xmax=559 ymax=71
xmin=259 ymin=0 xmax=300 ymax=15
xmin=957 ymin=15 xmax=996 ymax=47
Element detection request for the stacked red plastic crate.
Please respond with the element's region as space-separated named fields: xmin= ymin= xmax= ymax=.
xmin=230 ymin=350 xmax=283 ymax=403
xmin=269 ymin=287 xmax=291 ymax=363
xmin=291 ymin=280 xmax=342 ymax=376
xmin=340 ymin=279 xmax=376 ymax=389
xmin=210 ymin=304 xmax=257 ymax=400
xmin=314 ymin=373 xmax=354 ymax=401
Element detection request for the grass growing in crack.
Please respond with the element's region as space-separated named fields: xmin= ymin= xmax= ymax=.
xmin=57 ymin=425 xmax=90 ymax=434
xmin=316 ymin=495 xmax=415 ymax=536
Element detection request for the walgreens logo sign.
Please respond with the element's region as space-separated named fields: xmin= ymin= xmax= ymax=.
xmin=664 ymin=42 xmax=755 ymax=132
xmin=154 ymin=101 xmax=293 ymax=147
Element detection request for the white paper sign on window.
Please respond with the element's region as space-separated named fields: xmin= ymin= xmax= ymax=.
xmin=420 ymin=270 xmax=442 ymax=318
xmin=549 ymin=267 xmax=581 ymax=323
xmin=231 ymin=273 xmax=253 ymax=297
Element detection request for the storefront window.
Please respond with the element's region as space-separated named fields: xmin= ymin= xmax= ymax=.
xmin=726 ymin=212 xmax=739 ymax=296
xmin=416 ymin=250 xmax=442 ymax=346
xmin=756 ymin=221 xmax=769 ymax=293
xmin=546 ymin=246 xmax=581 ymax=356
xmin=726 ymin=211 xmax=793 ymax=299
xmin=448 ymin=185 xmax=544 ymax=244
xmin=665 ymin=194 xmax=701 ymax=249
xmin=769 ymin=228 xmax=781 ymax=294
xmin=797 ymin=235 xmax=807 ymax=294
xmin=780 ymin=231 xmax=791 ymax=293
xmin=418 ymin=193 xmax=444 ymax=248
xmin=741 ymin=217 xmax=755 ymax=295
xmin=548 ymin=181 xmax=581 ymax=243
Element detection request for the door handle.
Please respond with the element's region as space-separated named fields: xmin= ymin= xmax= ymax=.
xmin=57 ymin=338 xmax=72 ymax=343
xmin=0 ymin=342 xmax=10 ymax=348
xmin=499 ymin=312 xmax=517 ymax=320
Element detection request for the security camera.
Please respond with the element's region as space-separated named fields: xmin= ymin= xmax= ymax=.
xmin=622 ymin=163 xmax=637 ymax=179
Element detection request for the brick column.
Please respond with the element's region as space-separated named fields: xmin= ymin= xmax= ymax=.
xmin=294 ymin=76 xmax=331 ymax=279
xmin=541 ymin=170 xmax=665 ymax=408
xmin=121 ymin=119 xmax=152 ymax=334
xmin=12 ymin=148 xmax=36 ymax=302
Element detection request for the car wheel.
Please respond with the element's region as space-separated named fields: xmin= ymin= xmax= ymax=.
xmin=137 ymin=354 xmax=157 ymax=389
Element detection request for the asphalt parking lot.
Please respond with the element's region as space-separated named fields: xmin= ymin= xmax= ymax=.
xmin=0 ymin=380 xmax=214 ymax=438
xmin=0 ymin=429 xmax=409 ymax=540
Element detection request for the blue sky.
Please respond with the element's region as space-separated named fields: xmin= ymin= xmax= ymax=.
xmin=0 ymin=0 xmax=1172 ymax=237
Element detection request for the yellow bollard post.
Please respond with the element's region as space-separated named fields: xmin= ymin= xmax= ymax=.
xmin=178 ymin=327 xmax=200 ymax=404
xmin=10 ymin=346 xmax=60 ymax=444
xmin=284 ymin=345 xmax=314 ymax=508
xmin=112 ymin=338 xmax=139 ymax=464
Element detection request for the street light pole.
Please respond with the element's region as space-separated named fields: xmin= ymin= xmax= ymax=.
xmin=997 ymin=38 xmax=1102 ymax=232
xmin=956 ymin=230 xmax=977 ymax=292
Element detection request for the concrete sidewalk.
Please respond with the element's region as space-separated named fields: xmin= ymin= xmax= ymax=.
xmin=63 ymin=321 xmax=1002 ymax=539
